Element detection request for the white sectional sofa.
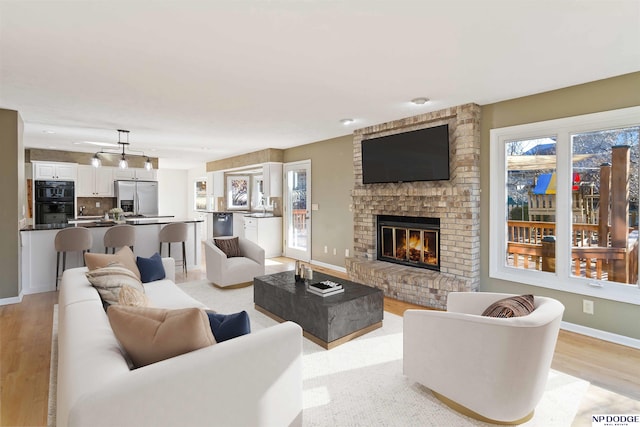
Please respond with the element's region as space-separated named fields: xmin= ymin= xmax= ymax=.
xmin=57 ymin=257 xmax=303 ymax=427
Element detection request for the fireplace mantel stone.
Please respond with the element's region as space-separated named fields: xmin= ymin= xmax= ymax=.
xmin=348 ymin=103 xmax=481 ymax=309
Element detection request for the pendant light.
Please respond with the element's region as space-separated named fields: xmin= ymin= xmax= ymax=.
xmin=92 ymin=129 xmax=153 ymax=170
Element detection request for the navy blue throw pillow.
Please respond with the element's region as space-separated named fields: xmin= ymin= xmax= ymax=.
xmin=205 ymin=310 xmax=251 ymax=342
xmin=136 ymin=253 xmax=166 ymax=283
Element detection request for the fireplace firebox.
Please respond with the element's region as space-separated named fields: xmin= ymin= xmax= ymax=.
xmin=377 ymin=215 xmax=440 ymax=271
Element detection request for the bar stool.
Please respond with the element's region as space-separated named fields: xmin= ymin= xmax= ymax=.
xmin=54 ymin=227 xmax=93 ymax=289
xmin=103 ymin=224 xmax=136 ymax=254
xmin=159 ymin=223 xmax=188 ymax=276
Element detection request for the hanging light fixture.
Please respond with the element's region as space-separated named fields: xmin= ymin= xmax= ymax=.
xmin=91 ymin=153 xmax=101 ymax=167
xmin=117 ymin=129 xmax=130 ymax=169
xmin=119 ymin=154 xmax=128 ymax=169
xmin=92 ymin=129 xmax=153 ymax=170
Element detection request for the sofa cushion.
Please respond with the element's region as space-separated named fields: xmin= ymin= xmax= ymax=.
xmin=136 ymin=252 xmax=166 ymax=283
xmin=214 ymin=237 xmax=241 ymax=258
xmin=142 ymin=280 xmax=208 ymax=310
xmin=107 ymin=306 xmax=216 ymax=368
xmin=86 ymin=264 xmax=145 ymax=306
xmin=481 ymin=294 xmax=535 ymax=318
xmin=205 ymin=310 xmax=251 ymax=342
xmin=118 ymin=285 xmax=150 ymax=307
xmin=85 ymin=246 xmax=141 ymax=279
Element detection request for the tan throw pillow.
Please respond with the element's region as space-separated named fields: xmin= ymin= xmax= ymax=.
xmin=118 ymin=285 xmax=150 ymax=307
xmin=86 ymin=264 xmax=145 ymax=306
xmin=214 ymin=237 xmax=241 ymax=258
xmin=481 ymin=294 xmax=535 ymax=318
xmin=107 ymin=306 xmax=216 ymax=368
xmin=85 ymin=246 xmax=141 ymax=279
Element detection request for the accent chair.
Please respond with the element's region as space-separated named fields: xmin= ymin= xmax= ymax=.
xmin=403 ymin=292 xmax=564 ymax=424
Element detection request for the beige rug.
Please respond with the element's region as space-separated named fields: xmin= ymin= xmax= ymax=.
xmin=47 ymin=280 xmax=631 ymax=426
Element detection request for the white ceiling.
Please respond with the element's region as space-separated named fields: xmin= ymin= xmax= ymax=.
xmin=1 ymin=1 xmax=638 ymax=169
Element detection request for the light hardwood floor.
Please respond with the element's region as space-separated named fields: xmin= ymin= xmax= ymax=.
xmin=1 ymin=258 xmax=639 ymax=426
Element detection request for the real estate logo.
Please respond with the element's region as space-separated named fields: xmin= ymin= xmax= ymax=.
xmin=592 ymin=414 xmax=640 ymax=427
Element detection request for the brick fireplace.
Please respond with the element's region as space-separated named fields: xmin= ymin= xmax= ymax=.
xmin=345 ymin=104 xmax=481 ymax=309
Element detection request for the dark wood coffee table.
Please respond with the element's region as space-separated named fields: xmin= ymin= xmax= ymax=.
xmin=254 ymin=270 xmax=384 ymax=349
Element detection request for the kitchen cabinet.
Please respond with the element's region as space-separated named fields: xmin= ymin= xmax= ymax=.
xmin=76 ymin=165 xmax=115 ymax=197
xmin=135 ymin=168 xmax=157 ymax=180
xmin=232 ymin=212 xmax=245 ymax=238
xmin=33 ymin=161 xmax=77 ymax=181
xmin=243 ymin=215 xmax=282 ymax=258
xmin=262 ymin=162 xmax=282 ymax=199
xmin=194 ymin=179 xmax=207 ymax=211
xmin=112 ymin=167 xmax=157 ymax=181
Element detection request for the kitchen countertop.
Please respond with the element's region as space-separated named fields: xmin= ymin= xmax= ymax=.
xmin=203 ymin=211 xmax=251 ymax=214
xmin=21 ymin=217 xmax=204 ymax=231
xmin=206 ymin=211 xmax=281 ymax=218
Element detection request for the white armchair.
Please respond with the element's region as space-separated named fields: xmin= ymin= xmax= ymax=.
xmin=204 ymin=237 xmax=265 ymax=288
xmin=403 ymin=292 xmax=564 ymax=424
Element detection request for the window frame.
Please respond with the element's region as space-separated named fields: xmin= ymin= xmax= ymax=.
xmin=489 ymin=106 xmax=640 ymax=305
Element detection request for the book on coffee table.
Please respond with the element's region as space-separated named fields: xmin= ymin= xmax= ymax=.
xmin=308 ymin=281 xmax=343 ymax=293
xmin=307 ymin=286 xmax=344 ymax=297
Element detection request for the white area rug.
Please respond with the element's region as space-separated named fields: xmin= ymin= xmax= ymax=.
xmin=179 ymin=280 xmax=590 ymax=427
xmin=48 ymin=281 xmax=591 ymax=426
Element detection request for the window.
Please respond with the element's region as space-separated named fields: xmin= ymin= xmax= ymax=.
xmin=490 ymin=106 xmax=640 ymax=304
xmin=226 ymin=175 xmax=249 ymax=210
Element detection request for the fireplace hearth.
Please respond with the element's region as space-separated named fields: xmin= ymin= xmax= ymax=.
xmin=377 ymin=215 xmax=440 ymax=271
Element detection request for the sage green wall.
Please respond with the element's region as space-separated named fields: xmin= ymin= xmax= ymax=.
xmin=284 ymin=135 xmax=354 ymax=268
xmin=480 ymin=72 xmax=640 ymax=339
xmin=0 ymin=109 xmax=24 ymax=299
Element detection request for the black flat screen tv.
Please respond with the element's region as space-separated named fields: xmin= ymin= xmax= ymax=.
xmin=361 ymin=124 xmax=450 ymax=184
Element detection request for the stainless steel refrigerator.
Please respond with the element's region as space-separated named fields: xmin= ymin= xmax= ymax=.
xmin=115 ymin=180 xmax=159 ymax=216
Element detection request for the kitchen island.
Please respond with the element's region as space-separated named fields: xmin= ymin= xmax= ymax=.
xmin=20 ymin=217 xmax=204 ymax=294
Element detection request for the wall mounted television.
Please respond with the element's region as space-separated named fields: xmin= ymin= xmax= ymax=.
xmin=361 ymin=124 xmax=450 ymax=184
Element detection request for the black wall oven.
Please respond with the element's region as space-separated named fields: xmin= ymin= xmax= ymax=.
xmin=35 ymin=180 xmax=75 ymax=225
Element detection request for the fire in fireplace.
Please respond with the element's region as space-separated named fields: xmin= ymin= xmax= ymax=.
xmin=377 ymin=215 xmax=440 ymax=271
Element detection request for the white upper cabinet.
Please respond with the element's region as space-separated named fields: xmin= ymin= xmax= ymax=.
xmin=112 ymin=168 xmax=136 ymax=180
xmin=76 ymin=166 xmax=93 ymax=196
xmin=262 ymin=162 xmax=283 ymax=199
xmin=95 ymin=167 xmax=115 ymax=195
xmin=77 ymin=165 xmax=114 ymax=197
xmin=135 ymin=168 xmax=157 ymax=180
xmin=112 ymin=168 xmax=157 ymax=181
xmin=33 ymin=161 xmax=77 ymax=181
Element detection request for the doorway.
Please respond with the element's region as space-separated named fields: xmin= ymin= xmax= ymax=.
xmin=284 ymin=160 xmax=311 ymax=261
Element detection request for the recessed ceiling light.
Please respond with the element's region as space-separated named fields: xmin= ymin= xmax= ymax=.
xmin=42 ymin=130 xmax=56 ymax=134
xmin=411 ymin=97 xmax=430 ymax=105
xmin=340 ymin=118 xmax=354 ymax=125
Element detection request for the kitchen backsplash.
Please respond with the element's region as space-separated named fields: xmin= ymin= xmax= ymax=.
xmin=269 ymin=196 xmax=282 ymax=216
xmin=77 ymin=197 xmax=117 ymax=216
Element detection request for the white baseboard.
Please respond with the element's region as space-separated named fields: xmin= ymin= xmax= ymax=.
xmin=0 ymin=292 xmax=23 ymax=306
xmin=22 ymin=286 xmax=55 ymax=295
xmin=561 ymin=321 xmax=640 ymax=350
xmin=310 ymin=260 xmax=347 ymax=274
